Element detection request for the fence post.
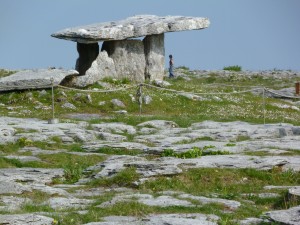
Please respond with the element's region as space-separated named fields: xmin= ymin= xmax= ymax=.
xmin=139 ymin=84 xmax=143 ymax=115
xmin=48 ymin=77 xmax=59 ymax=124
xmin=263 ymin=88 xmax=266 ymax=125
xmin=295 ymin=82 xmax=300 ymax=95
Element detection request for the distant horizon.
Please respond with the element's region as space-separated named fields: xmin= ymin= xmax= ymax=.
xmin=1 ymin=0 xmax=300 ymax=72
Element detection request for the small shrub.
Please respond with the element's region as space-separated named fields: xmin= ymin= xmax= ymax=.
xmin=17 ymin=137 xmax=33 ymax=147
xmin=225 ymin=143 xmax=236 ymax=147
xmin=0 ymin=69 xmax=15 ymax=78
xmin=223 ymin=65 xmax=242 ymax=72
xmin=90 ymin=167 xmax=140 ymax=187
xmin=63 ymin=163 xmax=83 ymax=184
xmin=177 ymin=66 xmax=190 ymax=70
xmin=161 ymin=149 xmax=176 ymax=157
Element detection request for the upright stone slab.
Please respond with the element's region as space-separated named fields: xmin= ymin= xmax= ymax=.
xmin=67 ymin=51 xmax=117 ymax=87
xmin=143 ymin=34 xmax=165 ymax=80
xmin=102 ymin=40 xmax=146 ymax=83
xmin=75 ymin=42 xmax=99 ymax=75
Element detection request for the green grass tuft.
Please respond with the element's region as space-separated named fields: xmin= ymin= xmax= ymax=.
xmin=223 ymin=65 xmax=242 ymax=72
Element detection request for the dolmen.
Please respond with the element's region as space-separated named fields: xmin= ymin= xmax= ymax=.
xmin=52 ymin=15 xmax=210 ymax=87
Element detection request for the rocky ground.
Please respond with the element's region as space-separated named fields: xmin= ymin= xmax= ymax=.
xmin=1 ymin=116 xmax=300 ymax=224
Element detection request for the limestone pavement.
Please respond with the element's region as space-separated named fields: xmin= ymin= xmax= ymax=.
xmin=1 ymin=116 xmax=300 ymax=224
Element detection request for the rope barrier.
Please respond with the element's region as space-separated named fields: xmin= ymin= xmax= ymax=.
xmin=142 ymin=83 xmax=262 ymax=96
xmin=1 ymin=79 xmax=295 ymax=126
xmin=205 ymin=83 xmax=263 ymax=88
xmin=57 ymin=84 xmax=138 ymax=93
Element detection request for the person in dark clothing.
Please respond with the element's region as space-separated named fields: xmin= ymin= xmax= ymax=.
xmin=168 ymin=54 xmax=174 ymax=78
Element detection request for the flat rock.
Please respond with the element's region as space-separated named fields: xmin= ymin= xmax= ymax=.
xmin=0 ymin=214 xmax=54 ymax=225
xmin=0 ymin=180 xmax=31 ymax=194
xmin=83 ymin=142 xmax=148 ymax=152
xmin=99 ymin=193 xmax=194 ymax=208
xmin=137 ymin=120 xmax=178 ymax=129
xmin=64 ymin=113 xmax=104 ymax=120
xmin=0 ymin=68 xmax=78 ymax=91
xmin=47 ymin=197 xmax=94 ymax=210
xmin=52 ymin=15 xmax=210 ymax=43
xmin=84 ymin=214 xmax=218 ymax=225
xmin=0 ymin=196 xmax=32 ymax=211
xmin=87 ymin=154 xmax=300 ymax=183
xmin=289 ymin=186 xmax=300 ymax=197
xmin=265 ymin=206 xmax=300 ymax=225
xmin=239 ymin=217 xmax=268 ymax=225
xmin=4 ymin=155 xmax=41 ymax=162
xmin=0 ymin=167 xmax=64 ymax=184
xmin=92 ymin=123 xmax=136 ymax=135
xmin=178 ymin=193 xmax=241 ymax=210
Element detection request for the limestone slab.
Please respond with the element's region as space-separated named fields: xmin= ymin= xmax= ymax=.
xmin=265 ymin=206 xmax=300 ymax=225
xmin=0 ymin=214 xmax=54 ymax=225
xmin=52 ymin=15 xmax=210 ymax=43
xmin=0 ymin=69 xmax=78 ymax=91
xmin=84 ymin=214 xmax=218 ymax=225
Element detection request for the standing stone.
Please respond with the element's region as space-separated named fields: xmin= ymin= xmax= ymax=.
xmin=102 ymin=40 xmax=146 ymax=83
xmin=70 ymin=51 xmax=117 ymax=87
xmin=75 ymin=42 xmax=99 ymax=75
xmin=143 ymin=34 xmax=165 ymax=80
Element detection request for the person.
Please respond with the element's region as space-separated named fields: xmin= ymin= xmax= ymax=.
xmin=168 ymin=54 xmax=174 ymax=78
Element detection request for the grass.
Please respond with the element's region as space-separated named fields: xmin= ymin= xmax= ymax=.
xmin=140 ymin=167 xmax=300 ymax=198
xmin=223 ymin=65 xmax=242 ymax=72
xmin=0 ymin=69 xmax=15 ymax=78
xmin=1 ymin=71 xmax=300 ymax=126
xmin=94 ymin=147 xmax=142 ymax=156
xmin=161 ymin=147 xmax=230 ymax=159
xmin=88 ymin=167 xmax=140 ymax=188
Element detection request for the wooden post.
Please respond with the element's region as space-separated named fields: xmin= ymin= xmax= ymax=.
xmin=48 ymin=77 xmax=59 ymax=124
xmin=296 ymin=82 xmax=300 ymax=95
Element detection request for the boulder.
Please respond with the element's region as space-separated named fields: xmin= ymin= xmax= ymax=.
xmin=0 ymin=68 xmax=78 ymax=91
xmin=51 ymin=15 xmax=210 ymax=43
xmin=111 ymin=99 xmax=126 ymax=108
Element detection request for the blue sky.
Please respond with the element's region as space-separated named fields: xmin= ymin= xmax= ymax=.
xmin=1 ymin=0 xmax=299 ymax=71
